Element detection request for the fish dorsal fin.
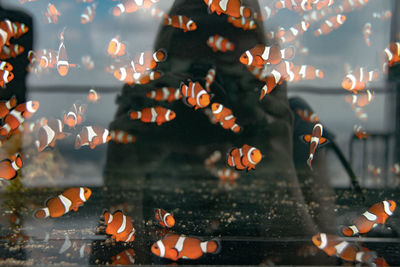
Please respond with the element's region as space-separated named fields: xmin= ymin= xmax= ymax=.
xmin=301 ymin=134 xmax=311 ymax=143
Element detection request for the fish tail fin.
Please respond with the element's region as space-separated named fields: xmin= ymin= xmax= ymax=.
xmin=283 ymin=46 xmax=296 ymax=61
xmin=129 ymin=110 xmax=140 ymax=120
xmin=34 ymin=208 xmax=49 ymax=219
xmin=204 ymin=238 xmax=221 ymax=254
xmin=341 ymin=226 xmax=355 ymax=236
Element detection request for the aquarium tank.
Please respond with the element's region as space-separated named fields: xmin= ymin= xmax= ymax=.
xmin=0 ymin=0 xmax=399 ymax=265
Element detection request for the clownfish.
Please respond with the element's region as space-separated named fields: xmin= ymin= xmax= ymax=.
xmin=227 ymin=16 xmax=256 ymax=30
xmin=0 ymin=60 xmax=13 ymax=71
xmin=274 ymin=0 xmax=313 ymax=13
xmin=154 ymin=208 xmax=175 ymax=228
xmin=280 ymin=21 xmax=310 ymax=44
xmin=341 ymin=67 xmax=378 ymax=94
xmin=0 ymin=69 xmax=14 ymax=87
xmin=81 ymin=3 xmax=97 ymax=24
xmin=344 ymin=89 xmax=375 ymax=107
xmin=383 ymin=42 xmax=400 ymax=72
xmin=312 ymin=0 xmax=334 ymax=10
xmin=341 ymin=200 xmax=396 ymax=236
xmin=23 ymin=117 xmax=48 ymax=135
xmin=111 ymin=249 xmax=136 ymax=265
xmin=227 ymin=144 xmax=262 ymax=171
xmin=295 ymin=109 xmax=319 ymax=124
xmin=206 ymin=35 xmax=235 ymax=53
xmin=301 ymin=123 xmax=327 ymax=169
xmin=266 ymin=27 xmax=285 ymax=41
xmin=0 ymin=153 xmax=23 ymax=181
xmin=0 ymin=44 xmax=25 ymax=60
xmin=204 ymin=0 xmax=252 ymax=18
xmin=103 ymin=210 xmax=136 ymax=242
xmin=258 ymin=61 xmax=294 ymax=99
xmin=211 ymin=102 xmax=241 ymax=133
xmin=110 ymin=129 xmax=136 ymax=144
xmin=35 ymin=118 xmax=68 ymax=152
xmin=8 ymin=20 xmax=29 ymax=39
xmin=240 ymin=45 xmax=295 ymax=68
xmin=129 ymin=106 xmax=176 ymax=126
xmin=63 ymin=101 xmax=86 ymax=128
xmin=217 ymin=167 xmax=240 ymax=180
xmin=81 ymin=55 xmax=94 ymax=70
xmin=14 ymin=100 xmax=40 ymax=119
xmin=44 ymin=3 xmax=61 ymax=24
xmin=353 ymin=124 xmax=369 ymax=139
xmin=151 ymin=233 xmax=221 ymax=261
xmin=302 ymin=8 xmax=333 ymax=23
xmin=57 ymin=29 xmax=77 ymax=77
xmin=368 ymin=164 xmax=382 ymax=178
xmin=362 ymin=23 xmax=372 ymax=47
xmin=204 ymin=68 xmax=216 ymax=92
xmin=75 ymin=126 xmax=111 ymax=149
xmin=0 ymin=109 xmax=25 ymax=136
xmin=314 ymin=14 xmax=346 ymax=36
xmin=335 ymin=0 xmax=368 ymax=13
xmin=112 ymin=0 xmax=159 ymax=16
xmin=149 ymin=7 xmax=168 ymax=19
xmin=113 ymin=67 xmax=162 ymax=85
xmin=130 ymin=49 xmax=167 ymax=74
xmin=145 ymin=87 xmax=181 ymax=102
xmin=34 ymin=187 xmax=92 ymax=219
xmin=287 ymin=64 xmax=324 ymax=82
xmin=312 ymin=233 xmax=377 ymax=264
xmin=35 ymin=49 xmax=58 ymax=69
xmin=0 ymin=95 xmax=17 ymax=119
xmin=164 ymin=15 xmax=197 ymax=32
xmin=0 ymin=20 xmax=13 ymax=50
xmin=87 ymin=89 xmax=100 ymax=103
xmin=107 ymin=36 xmax=126 ymax=57
xmin=180 ymin=81 xmax=211 ymax=110
xmin=204 ymin=150 xmax=221 ymax=166
xmin=391 ymin=163 xmax=400 ymax=176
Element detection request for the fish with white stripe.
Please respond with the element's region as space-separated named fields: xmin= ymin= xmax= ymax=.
xmin=0 ymin=153 xmax=23 ymax=181
xmin=180 ymin=80 xmax=211 ymax=110
xmin=227 ymin=144 xmax=262 ymax=171
xmin=103 ymin=210 xmax=136 ymax=242
xmin=75 ymin=125 xmax=111 ymax=149
xmin=129 ymin=106 xmax=176 ymax=126
xmin=81 ymin=3 xmax=97 ymax=24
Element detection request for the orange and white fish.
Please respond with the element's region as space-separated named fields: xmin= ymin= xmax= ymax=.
xmin=227 ymin=144 xmax=262 ymax=171
xmin=0 ymin=60 xmax=13 ymax=71
xmin=353 ymin=124 xmax=369 ymax=139
xmin=280 ymin=21 xmax=310 ymax=43
xmin=35 ymin=49 xmax=58 ymax=69
xmin=296 ymin=109 xmax=319 ymax=123
xmin=341 ymin=67 xmax=378 ymax=94
xmin=14 ymin=100 xmax=40 ymax=119
xmin=180 ymin=81 xmax=211 ymax=110
xmin=204 ymin=68 xmax=216 ymax=92
xmin=154 ymin=208 xmax=175 ymax=228
xmin=23 ymin=117 xmax=48 ymax=135
xmin=81 ymin=3 xmax=97 ymax=24
xmin=57 ymin=29 xmax=77 ymax=76
xmin=240 ymin=45 xmax=294 ymax=68
xmin=312 ymin=0 xmax=334 ymax=10
xmin=0 ymin=69 xmax=14 ymax=87
xmin=163 ymin=15 xmax=197 ymax=32
xmin=0 ymin=20 xmax=13 ymax=50
xmin=312 ymin=233 xmax=376 ymax=263
xmin=75 ymin=126 xmax=111 ymax=149
xmin=0 ymin=95 xmax=16 ymax=119
xmin=227 ymin=16 xmax=256 ymax=30
xmin=110 ymin=129 xmax=136 ymax=144
xmin=368 ymin=164 xmax=381 ymax=178
xmin=372 ymin=11 xmax=392 ymax=21
xmin=0 ymin=44 xmax=25 ymax=60
xmin=383 ymin=42 xmax=400 ymax=71
xmin=81 ymin=55 xmax=94 ymax=70
xmin=341 ymin=200 xmax=396 ymax=236
xmin=87 ymin=89 xmax=100 ymax=103
xmin=0 ymin=153 xmax=23 ymax=181
xmin=314 ymin=14 xmax=346 ymax=36
xmin=111 ymin=249 xmax=136 ymax=265
xmin=0 ymin=109 xmax=24 ymax=136
xmin=107 ymin=36 xmax=126 ymax=57
xmin=335 ymin=0 xmax=368 ymax=13
xmin=207 ymin=35 xmax=235 ymax=53
xmin=352 ymin=106 xmax=368 ymax=121
xmin=129 ymin=106 xmax=176 ymax=126
xmin=275 ymin=0 xmax=314 ymax=13
xmin=204 ymin=0 xmax=252 ymax=18
xmin=287 ymin=64 xmax=324 ymax=82
xmin=145 ymin=87 xmax=181 ymax=102
xmin=217 ymin=167 xmax=240 ymax=180
xmin=103 ymin=210 xmax=136 ymax=242
xmin=302 ymin=7 xmax=333 ymax=23
xmin=113 ymin=67 xmax=162 ymax=85
xmin=44 ymin=3 xmax=61 ymax=24
xmin=130 ymin=49 xmax=167 ymax=74
xmin=258 ymin=61 xmax=294 ymax=99
xmin=266 ymin=27 xmax=285 ymax=41
xmin=301 ymin=123 xmax=327 ymax=169
xmin=34 ymin=187 xmax=92 ymax=219
xmin=151 ymin=233 xmax=220 ymax=261
xmin=35 ymin=118 xmax=68 ymax=152
xmin=112 ymin=0 xmax=159 ymax=16
xmin=211 ymin=102 xmax=241 ymax=133
xmin=344 ymin=89 xmax=374 ymax=107
xmin=362 ymin=23 xmax=372 ymax=47
xmin=63 ymin=101 xmax=86 ymax=128
xmin=9 ymin=21 xmax=29 ymax=39
xmin=391 ymin=163 xmax=400 ymax=176
xmin=148 ymin=7 xmax=168 ymax=19
xmin=204 ymin=150 xmax=221 ymax=166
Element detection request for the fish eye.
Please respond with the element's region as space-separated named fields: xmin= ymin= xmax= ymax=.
xmin=154 ymin=245 xmax=158 ymax=249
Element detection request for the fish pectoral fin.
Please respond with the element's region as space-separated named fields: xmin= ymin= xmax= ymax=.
xmin=253 ymin=56 xmax=265 ymax=67
xmin=166 ymin=248 xmax=179 ymax=261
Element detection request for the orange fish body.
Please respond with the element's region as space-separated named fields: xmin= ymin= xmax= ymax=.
xmin=0 ymin=95 xmax=16 ymax=119
xmin=0 ymin=109 xmax=24 ymax=136
xmin=314 ymin=14 xmax=346 ymax=36
xmin=217 ymin=167 xmax=240 ymax=180
xmin=0 ymin=19 xmax=13 ymax=49
xmin=131 ymin=49 xmax=167 ymax=74
xmin=258 ymin=61 xmax=293 ymax=99
xmin=341 ymin=200 xmax=396 ymax=236
xmin=111 ymin=249 xmax=136 ymax=265
xmin=107 ymin=36 xmax=126 ymax=57
xmin=280 ymin=21 xmax=309 ymax=43
xmin=288 ymin=65 xmax=324 ymax=82
xmin=35 ymin=118 xmax=67 ymax=152
xmin=87 ymin=89 xmax=100 ymax=103
xmin=34 ymin=187 xmax=92 ymax=219
xmin=206 ymin=35 xmax=235 ymax=53
xmin=341 ymin=67 xmax=378 ymax=93
xmin=353 ymin=124 xmax=369 ymax=139
xmin=63 ymin=101 xmax=86 ymax=128
xmin=204 ymin=68 xmax=216 ymax=92
xmin=312 ymin=0 xmax=334 ymax=10
xmin=14 ymin=100 xmax=40 ymax=119
xmin=204 ymin=0 xmax=252 ymax=18
xmin=227 ymin=16 xmax=256 ymax=30
xmin=227 ymin=144 xmax=262 ymax=171
xmin=163 ymin=15 xmax=197 ymax=32
xmin=110 ymin=129 xmax=136 ymax=144
xmin=240 ymin=45 xmax=294 ymax=68
xmin=0 ymin=153 xmax=23 ymax=181
xmin=302 ymin=123 xmax=326 ymax=168
xmin=129 ymin=106 xmax=176 ymax=126
xmin=312 ymin=233 xmax=376 ymax=263
xmin=383 ymin=42 xmax=400 ymax=71
xmin=151 ymin=233 xmax=220 ymax=261
xmin=112 ymin=0 xmax=158 ymax=16
xmin=75 ymin=126 xmax=111 ymax=149
xmin=336 ymin=0 xmax=368 ymax=13
xmin=344 ymin=89 xmax=374 ymax=107
xmin=296 ymin=109 xmax=319 ymax=123
xmin=274 ymin=0 xmax=313 ymax=12
xmin=23 ymin=117 xmax=48 ymax=135
xmin=103 ymin=210 xmax=136 ymax=242
xmin=81 ymin=3 xmax=97 ymax=24
xmin=0 ymin=44 xmax=25 ymax=60
xmin=154 ymin=208 xmax=175 ymax=228
xmin=211 ymin=103 xmax=241 ymax=133
xmin=145 ymin=87 xmax=181 ymax=102
xmin=180 ymin=81 xmax=211 ymax=110
xmin=0 ymin=69 xmax=14 ymax=87
xmin=36 ymin=49 xmax=58 ymax=69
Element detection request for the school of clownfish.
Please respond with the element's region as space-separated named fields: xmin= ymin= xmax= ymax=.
xmin=0 ymin=0 xmax=400 ymax=264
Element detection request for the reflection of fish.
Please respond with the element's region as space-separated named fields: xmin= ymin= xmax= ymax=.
xmin=180 ymin=81 xmax=211 ymax=110
xmin=335 ymin=0 xmax=368 ymax=13
xmin=57 ymin=29 xmax=77 ymax=76
xmin=344 ymin=89 xmax=374 ymax=107
xmin=154 ymin=208 xmax=175 ymax=228
xmin=353 ymin=124 xmax=369 ymax=139
xmin=35 ymin=118 xmax=68 ymax=152
xmin=312 ymin=233 xmax=376 ymax=263
xmin=227 ymin=16 xmax=256 ymax=30
xmin=34 ymin=187 xmax=92 ymax=218
xmin=131 ymin=49 xmax=167 ymax=74
xmin=44 ymin=3 xmax=61 ymax=24
xmin=314 ymin=14 xmax=346 ymax=36
xmin=87 ymin=89 xmax=100 ymax=103
xmin=206 ymin=35 xmax=235 ymax=53
xmin=112 ymin=0 xmax=159 ymax=16
xmin=129 ymin=106 xmax=176 ymax=126
xmin=63 ymin=101 xmax=86 ymax=128
xmin=111 ymin=249 xmax=135 ymax=265
xmin=146 ymin=87 xmax=181 ymax=102
xmin=368 ymin=164 xmax=382 ymax=178
xmin=287 ymin=64 xmax=324 ymax=82
xmin=227 ymin=144 xmax=262 ymax=171
xmin=107 ymin=36 xmax=126 ymax=57
xmin=341 ymin=200 xmax=396 ymax=236
xmin=341 ymin=67 xmax=378 ymax=94
xmin=104 ymin=210 xmax=136 ymax=242
xmin=391 ymin=163 xmax=400 ymax=175
xmin=151 ymin=233 xmax=220 ymax=261
xmin=240 ymin=45 xmax=294 ymax=68
xmin=0 ymin=153 xmax=23 ymax=181
xmin=362 ymin=23 xmax=372 ymax=47
xmin=301 ymin=123 xmax=327 ymax=169
xmin=204 ymin=150 xmax=221 ymax=166
xmin=296 ymin=109 xmax=319 ymax=123
xmin=110 ymin=129 xmax=136 ymax=144
xmin=383 ymin=42 xmax=400 ymax=71
xmin=211 ymin=103 xmax=241 ymax=133
xmin=81 ymin=55 xmax=94 ymax=70
xmin=275 ymin=0 xmax=313 ymax=13
xmin=205 ymin=68 xmax=216 ymax=92
xmin=75 ymin=126 xmax=111 ymax=149
xmin=0 ymin=95 xmax=16 ymax=119
xmin=204 ymin=0 xmax=252 ymax=18
xmin=217 ymin=167 xmax=240 ymax=180
xmin=280 ymin=21 xmax=309 ymax=43
xmin=164 ymin=15 xmax=197 ymax=32
xmin=81 ymin=3 xmax=97 ymax=24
